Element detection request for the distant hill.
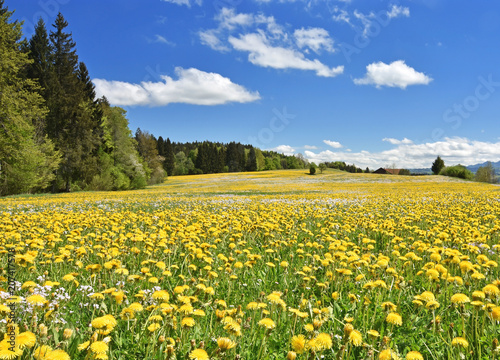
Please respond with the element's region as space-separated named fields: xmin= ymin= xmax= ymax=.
xmin=409 ymin=160 xmax=500 ymax=175
xmin=466 ymin=160 xmax=500 ymax=174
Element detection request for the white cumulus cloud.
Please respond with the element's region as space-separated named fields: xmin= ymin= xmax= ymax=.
xmin=323 ymin=140 xmax=343 ymax=148
xmin=383 ymin=137 xmax=414 ymax=145
xmin=93 ymin=67 xmax=260 ymax=106
xmin=354 ymin=60 xmax=432 ymax=89
xmin=304 ymin=145 xmax=318 ymax=150
xmin=304 ymin=137 xmax=500 ymax=169
xmin=229 ymin=32 xmax=344 ymax=77
xmin=269 ymin=145 xmax=296 ymax=155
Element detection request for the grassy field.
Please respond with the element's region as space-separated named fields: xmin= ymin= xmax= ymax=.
xmin=1 ymin=169 xmax=500 ymax=360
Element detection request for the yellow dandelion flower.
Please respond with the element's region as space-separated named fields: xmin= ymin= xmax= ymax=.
xmin=189 ymin=348 xmax=209 ymax=360
xmin=46 ymin=349 xmax=71 ymax=360
xmin=472 ymin=291 xmax=485 ymax=301
xmin=152 ymin=290 xmax=170 ymax=302
xmin=367 ymin=330 xmax=380 ymax=338
xmin=418 ymin=291 xmax=435 ymax=302
xmin=224 ymin=321 xmax=242 ymax=337
xmin=451 ymin=337 xmax=468 ymax=348
xmin=490 ymin=307 xmax=500 ymax=320
xmin=451 ymin=293 xmax=470 ymax=304
xmin=291 ymin=335 xmax=306 ymax=354
xmin=246 ymin=302 xmax=259 ymax=310
xmin=90 ymin=293 xmax=105 ymax=300
xmin=379 ymin=349 xmax=400 ymax=360
xmin=381 ymin=302 xmax=398 ymax=312
xmin=217 ymin=337 xmax=236 ymax=351
xmin=17 ymin=331 xmax=36 ymax=349
xmin=426 ymin=300 xmax=440 ymax=310
xmin=21 ymin=281 xmax=37 ymax=289
xmin=181 ymin=317 xmax=196 ymax=327
xmin=63 ymin=329 xmax=73 ymax=339
xmin=90 ymin=341 xmax=109 ymax=354
xmin=304 ymin=323 xmax=314 ymax=332
xmin=26 ymin=294 xmax=47 ymax=307
xmin=287 ymin=351 xmax=297 ymax=360
xmin=314 ymin=333 xmax=332 ymax=350
xmin=483 ymin=284 xmax=500 ymax=297
xmin=258 ymin=318 xmax=276 ymax=330
xmin=148 ymin=323 xmax=161 ymax=332
xmin=149 ymin=315 xmax=163 ymax=322
xmin=405 ymin=351 xmax=423 ymax=360
xmin=77 ymin=341 xmax=90 ymax=351
xmin=349 ymin=330 xmax=362 ymax=346
xmin=386 ymin=312 xmax=403 ymax=326
xmin=33 ymin=345 xmax=53 ymax=360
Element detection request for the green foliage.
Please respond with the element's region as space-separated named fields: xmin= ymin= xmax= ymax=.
xmin=399 ymin=169 xmax=411 ymax=175
xmin=309 ymin=163 xmax=317 ymax=175
xmin=475 ymin=162 xmax=498 ymax=183
xmin=439 ymin=165 xmax=474 ymax=180
xmin=135 ymin=128 xmax=165 ymax=185
xmin=432 ymin=156 xmax=445 ymax=175
xmin=318 ymin=163 xmax=327 ymax=174
xmin=0 ymin=3 xmax=61 ymax=195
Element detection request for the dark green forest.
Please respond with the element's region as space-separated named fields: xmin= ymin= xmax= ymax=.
xmin=0 ymin=4 xmax=311 ymax=196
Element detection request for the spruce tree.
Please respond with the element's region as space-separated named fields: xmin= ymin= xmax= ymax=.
xmin=46 ymin=13 xmax=101 ymax=191
xmin=164 ymin=138 xmax=175 ymax=176
xmin=431 ymin=156 xmax=445 ymax=175
xmin=246 ymin=147 xmax=257 ymax=171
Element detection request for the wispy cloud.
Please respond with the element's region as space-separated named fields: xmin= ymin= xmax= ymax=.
xmin=305 ymin=137 xmax=500 ymax=169
xmin=147 ymin=34 xmax=175 ymax=46
xmin=200 ymin=8 xmax=343 ymax=78
xmin=93 ymin=67 xmax=260 ymax=106
xmin=161 ymin=0 xmax=202 ymax=7
xmin=354 ymin=60 xmax=432 ymax=89
xmin=387 ymin=5 xmax=410 ymax=19
xmin=294 ymin=27 xmax=335 ymax=54
xmin=229 ymin=32 xmax=343 ymax=77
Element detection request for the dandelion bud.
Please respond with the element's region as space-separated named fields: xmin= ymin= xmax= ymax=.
xmin=166 ymin=345 xmax=174 ymax=357
xmin=39 ymin=324 xmax=48 ymax=337
xmin=91 ymin=332 xmax=99 ymax=342
xmin=190 ymin=339 xmax=196 ymax=349
xmin=344 ymin=323 xmax=353 ymax=336
xmin=63 ymin=328 xmax=73 ymax=339
xmin=286 ymin=351 xmax=297 ymax=360
xmin=158 ymin=335 xmax=165 ymax=343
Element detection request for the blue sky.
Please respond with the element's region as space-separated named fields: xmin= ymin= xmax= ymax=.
xmin=9 ymin=0 xmax=500 ymax=168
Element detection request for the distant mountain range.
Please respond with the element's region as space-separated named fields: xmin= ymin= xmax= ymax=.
xmin=409 ymin=160 xmax=500 ymax=175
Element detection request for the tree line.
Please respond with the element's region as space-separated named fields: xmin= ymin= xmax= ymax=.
xmin=0 ymin=3 xmax=165 ymax=195
xmin=155 ymin=137 xmax=308 ymax=176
